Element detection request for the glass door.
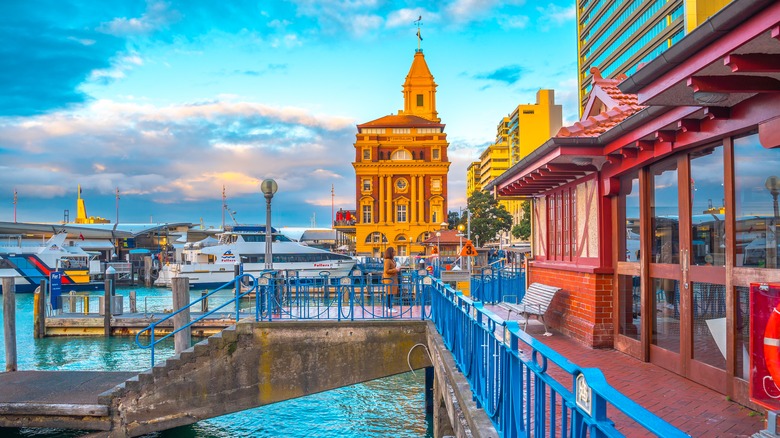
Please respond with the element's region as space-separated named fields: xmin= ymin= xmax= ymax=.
xmin=685 ymin=145 xmax=727 ymax=391
xmin=648 ymin=157 xmax=683 ymax=374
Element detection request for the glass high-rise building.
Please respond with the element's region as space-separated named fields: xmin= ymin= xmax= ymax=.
xmin=577 ymin=0 xmax=731 ymax=114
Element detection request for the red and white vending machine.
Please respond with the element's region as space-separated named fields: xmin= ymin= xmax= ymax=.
xmin=750 ymin=282 xmax=780 ymax=410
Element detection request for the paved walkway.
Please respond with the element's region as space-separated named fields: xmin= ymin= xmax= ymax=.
xmin=489 ymin=306 xmax=764 ymax=437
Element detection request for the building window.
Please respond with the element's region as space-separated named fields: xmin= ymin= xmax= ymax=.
xmin=416 ymin=128 xmax=441 ymax=134
xmin=432 ymin=211 xmax=438 ymax=224
xmin=362 ymin=148 xmax=370 ymax=160
xmin=547 ymin=186 xmax=576 ymax=261
xmin=396 ymin=178 xmax=408 ymax=192
xmin=431 ymin=178 xmax=441 ymax=193
xmin=362 ymin=205 xmax=372 ymax=224
xmin=522 ymin=110 xmax=535 ymax=114
xmin=360 ymin=128 xmax=384 ymax=134
xmin=366 ymin=231 xmax=386 ymax=243
xmin=735 ymin=132 xmax=780 ymax=269
xmin=391 ymin=149 xmax=412 ymax=160
xmin=432 ymin=148 xmax=440 ymax=160
xmin=398 ymin=245 xmax=407 ymax=256
xmin=392 ymin=128 xmax=411 ymax=134
xmin=362 ymin=179 xmax=371 ymax=192
xmin=397 ymin=205 xmax=407 ymax=223
xmin=416 ymin=94 xmax=424 ymax=106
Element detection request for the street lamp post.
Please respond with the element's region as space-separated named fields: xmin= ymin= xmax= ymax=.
xmin=457 ymin=224 xmax=465 ymax=270
xmin=435 ymin=231 xmax=441 ymax=273
xmin=261 ymin=179 xmax=278 ymax=270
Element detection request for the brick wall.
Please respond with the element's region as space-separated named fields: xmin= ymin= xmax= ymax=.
xmin=530 ymin=266 xmax=614 ymax=348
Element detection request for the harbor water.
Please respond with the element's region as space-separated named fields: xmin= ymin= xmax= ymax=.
xmin=0 ymin=287 xmax=433 ymax=437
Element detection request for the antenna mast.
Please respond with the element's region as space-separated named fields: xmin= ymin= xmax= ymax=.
xmin=115 ymin=187 xmax=120 ymax=224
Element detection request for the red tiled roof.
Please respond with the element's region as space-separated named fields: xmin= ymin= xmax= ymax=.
xmin=421 ymin=229 xmax=463 ymax=245
xmin=358 ymin=114 xmax=444 ymax=128
xmin=557 ymin=67 xmax=645 ymax=138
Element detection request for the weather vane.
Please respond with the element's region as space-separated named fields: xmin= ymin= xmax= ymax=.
xmin=414 ymin=15 xmax=423 ymax=51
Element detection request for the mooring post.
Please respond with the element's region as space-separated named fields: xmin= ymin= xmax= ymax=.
xmin=104 ymin=266 xmax=116 ymax=337
xmin=3 ymin=277 xmax=17 ymax=372
xmin=172 ymin=277 xmax=191 ymax=354
xmin=33 ymin=281 xmax=46 ymax=338
xmin=129 ymin=290 xmax=137 ymax=313
xmin=144 ymin=255 xmax=153 ymax=287
xmin=201 ymin=290 xmax=208 ymax=312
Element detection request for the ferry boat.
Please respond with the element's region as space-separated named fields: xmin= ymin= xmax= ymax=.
xmin=154 ymin=225 xmax=357 ymax=288
xmin=0 ymin=233 xmax=101 ymax=293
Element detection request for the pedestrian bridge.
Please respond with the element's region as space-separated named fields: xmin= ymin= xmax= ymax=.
xmin=0 ymin=269 xmax=687 ymax=437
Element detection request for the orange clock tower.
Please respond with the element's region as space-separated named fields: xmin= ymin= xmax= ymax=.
xmin=352 ymin=48 xmax=450 ymax=257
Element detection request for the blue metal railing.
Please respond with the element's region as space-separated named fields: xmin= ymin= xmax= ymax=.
xmin=135 ymin=269 xmax=687 ymax=437
xmin=470 ymin=265 xmax=525 ymax=304
xmin=135 ymin=270 xmax=433 ymax=365
xmin=135 ymin=273 xmax=262 ymax=365
xmin=429 ymin=279 xmax=688 ymax=437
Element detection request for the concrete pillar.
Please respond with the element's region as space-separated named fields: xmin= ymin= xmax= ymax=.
xmin=3 ymin=277 xmax=17 ymax=372
xmin=172 ymin=277 xmax=191 ymax=354
xmin=433 ymin=370 xmax=455 ymax=438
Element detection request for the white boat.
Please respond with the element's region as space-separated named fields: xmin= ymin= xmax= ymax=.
xmin=0 ymin=233 xmax=101 ymax=293
xmin=154 ymin=225 xmax=357 ymax=288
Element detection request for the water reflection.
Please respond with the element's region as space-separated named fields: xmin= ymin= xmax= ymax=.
xmin=735 ymin=133 xmax=780 ymax=269
xmin=1 ymin=290 xmax=431 ymax=437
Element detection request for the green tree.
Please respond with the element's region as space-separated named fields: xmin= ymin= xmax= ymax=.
xmin=447 ymin=210 xmax=461 ymax=229
xmin=511 ymin=201 xmax=531 ymax=241
xmin=467 ymin=190 xmax=512 ymax=244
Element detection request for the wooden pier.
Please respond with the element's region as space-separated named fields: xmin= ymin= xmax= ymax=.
xmin=45 ymin=312 xmax=237 ymax=337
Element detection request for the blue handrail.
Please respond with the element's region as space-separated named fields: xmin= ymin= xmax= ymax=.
xmin=135 ymin=273 xmax=262 ymax=365
xmin=133 ymin=270 xmax=688 ymax=437
xmin=428 ymin=278 xmax=688 ymax=437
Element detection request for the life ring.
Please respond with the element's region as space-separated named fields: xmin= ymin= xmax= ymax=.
xmin=763 ymin=303 xmax=780 ymax=398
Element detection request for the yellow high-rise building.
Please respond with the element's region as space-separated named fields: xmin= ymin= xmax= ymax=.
xmin=466 ymin=161 xmax=481 ymax=198
xmin=352 ymin=49 xmax=450 ymax=257
xmin=471 ymin=90 xmax=562 ymax=242
xmin=509 ymin=90 xmax=562 ymax=164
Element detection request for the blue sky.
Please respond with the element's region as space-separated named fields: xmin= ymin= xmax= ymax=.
xmin=0 ymin=0 xmax=577 ymax=228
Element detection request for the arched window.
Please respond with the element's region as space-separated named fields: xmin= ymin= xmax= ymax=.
xmin=391 ymin=149 xmax=412 ymax=160
xmin=365 ymin=232 xmax=387 ymax=244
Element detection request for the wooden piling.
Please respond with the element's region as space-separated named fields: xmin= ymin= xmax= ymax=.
xmin=34 ymin=280 xmax=46 ymax=338
xmin=201 ymin=290 xmax=208 ymax=312
xmin=172 ymin=277 xmax=191 ymax=354
xmin=3 ymin=277 xmax=17 ymax=372
xmin=144 ymin=256 xmax=153 ymax=287
xmin=129 ymin=290 xmax=137 ymax=313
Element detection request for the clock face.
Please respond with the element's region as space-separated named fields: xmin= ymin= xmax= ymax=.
xmin=396 ymin=179 xmax=408 ymax=190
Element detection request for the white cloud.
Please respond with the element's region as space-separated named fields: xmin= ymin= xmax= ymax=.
xmin=536 ymin=3 xmax=576 ymax=31
xmin=99 ymin=1 xmax=181 ymax=36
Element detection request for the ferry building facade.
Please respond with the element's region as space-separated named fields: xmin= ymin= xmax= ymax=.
xmin=352 ymin=49 xmax=450 ymax=257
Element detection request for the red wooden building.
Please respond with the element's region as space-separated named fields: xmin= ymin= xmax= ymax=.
xmin=487 ymin=0 xmax=780 ymax=407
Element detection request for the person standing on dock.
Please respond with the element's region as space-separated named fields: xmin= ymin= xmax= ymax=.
xmin=382 ymin=247 xmax=399 ymax=314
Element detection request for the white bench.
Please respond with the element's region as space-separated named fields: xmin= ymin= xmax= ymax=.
xmin=500 ymin=283 xmax=561 ymax=336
